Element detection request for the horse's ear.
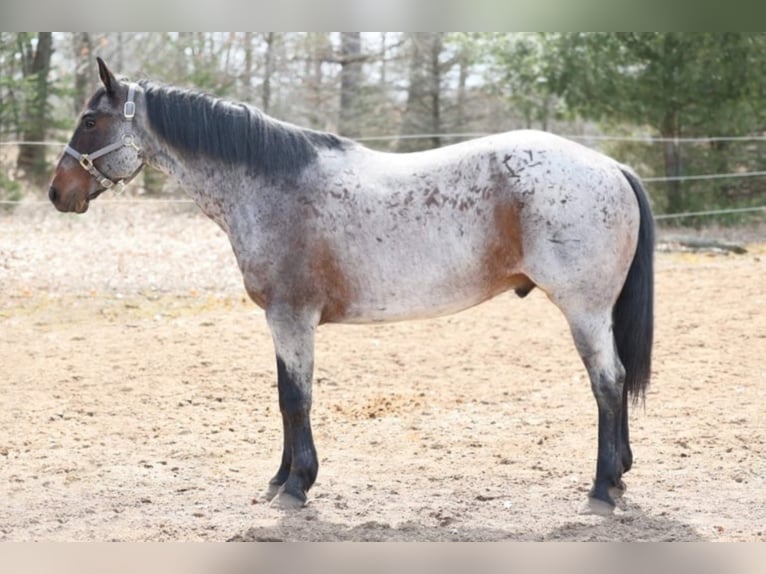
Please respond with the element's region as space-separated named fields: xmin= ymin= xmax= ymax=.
xmin=97 ymin=57 xmax=117 ymax=95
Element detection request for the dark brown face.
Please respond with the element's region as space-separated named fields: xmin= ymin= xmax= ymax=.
xmin=49 ymin=94 xmax=116 ymax=213
xmin=49 ymin=57 xmax=144 ymax=214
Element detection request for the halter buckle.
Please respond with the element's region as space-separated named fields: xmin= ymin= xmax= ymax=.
xmin=123 ymin=100 xmax=136 ymax=119
xmin=79 ymin=154 xmax=94 ymax=170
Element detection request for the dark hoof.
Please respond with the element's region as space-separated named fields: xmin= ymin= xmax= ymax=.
xmin=269 ymin=485 xmax=307 ymax=509
xmin=264 ymin=482 xmax=282 ymax=502
xmin=582 ymin=496 xmax=616 ymax=516
xmin=585 ymin=481 xmax=616 ymax=515
xmin=609 ymin=480 xmax=627 ymax=499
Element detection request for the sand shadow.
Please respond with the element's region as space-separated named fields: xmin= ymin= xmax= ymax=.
xmin=227 ymin=506 xmax=515 ymax=542
xmin=227 ymin=500 xmax=704 ymax=542
xmin=543 ymin=504 xmax=705 ymax=542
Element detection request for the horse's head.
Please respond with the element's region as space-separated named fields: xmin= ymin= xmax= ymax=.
xmin=49 ymin=58 xmax=144 ymax=213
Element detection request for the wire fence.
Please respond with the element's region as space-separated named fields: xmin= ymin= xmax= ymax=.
xmin=1 ymin=136 xmax=765 ymax=223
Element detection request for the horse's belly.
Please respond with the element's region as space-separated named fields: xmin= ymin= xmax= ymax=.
xmin=340 ymin=288 xmax=492 ymax=324
xmin=322 ymin=199 xmax=526 ymax=324
xmin=332 ymin=245 xmax=523 ymax=324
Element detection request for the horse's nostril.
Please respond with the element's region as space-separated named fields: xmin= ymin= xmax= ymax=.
xmin=48 ymin=186 xmax=58 ymax=203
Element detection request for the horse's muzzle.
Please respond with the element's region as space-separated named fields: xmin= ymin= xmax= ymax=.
xmin=48 ymin=184 xmax=89 ymax=213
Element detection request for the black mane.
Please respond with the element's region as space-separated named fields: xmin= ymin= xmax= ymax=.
xmin=140 ymin=81 xmax=347 ymax=178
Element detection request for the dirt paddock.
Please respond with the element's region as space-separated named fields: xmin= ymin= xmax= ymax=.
xmin=1 ymin=201 xmax=764 ymax=541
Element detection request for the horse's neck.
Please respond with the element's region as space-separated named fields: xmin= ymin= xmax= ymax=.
xmin=145 ymin=149 xmax=186 ymax=186
xmin=140 ymin=135 xmax=234 ymax=229
xmin=134 ymin=121 xmax=183 ymax=180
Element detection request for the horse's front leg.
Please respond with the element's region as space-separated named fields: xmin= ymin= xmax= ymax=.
xmin=264 ymin=305 xmax=320 ymax=508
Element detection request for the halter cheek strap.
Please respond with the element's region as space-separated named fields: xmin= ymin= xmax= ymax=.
xmin=65 ymin=83 xmax=141 ymax=192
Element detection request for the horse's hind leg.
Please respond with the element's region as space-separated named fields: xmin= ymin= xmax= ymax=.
xmin=565 ymin=308 xmax=627 ymax=514
xmin=264 ymin=306 xmax=320 ymax=508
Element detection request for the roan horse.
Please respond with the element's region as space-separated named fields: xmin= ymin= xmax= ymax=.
xmin=49 ymin=58 xmax=654 ymax=514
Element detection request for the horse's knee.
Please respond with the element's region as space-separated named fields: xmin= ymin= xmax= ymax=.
xmin=573 ymin=330 xmax=625 ymax=410
xmin=276 ymin=357 xmax=312 ymax=410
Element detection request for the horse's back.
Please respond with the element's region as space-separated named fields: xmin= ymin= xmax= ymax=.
xmin=352 ymin=128 xmax=641 ymax=286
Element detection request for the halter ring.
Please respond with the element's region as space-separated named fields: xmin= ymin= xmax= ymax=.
xmin=123 ymin=134 xmax=139 ymax=151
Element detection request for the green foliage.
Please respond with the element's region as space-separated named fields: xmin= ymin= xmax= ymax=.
xmin=483 ymin=32 xmax=766 ymax=224
xmin=480 ymin=33 xmax=565 ymax=129
xmin=549 ymin=33 xmax=766 ymax=130
xmin=0 ymin=33 xmax=56 ymax=180
xmin=139 ymin=33 xmax=240 ymax=97
xmin=0 ymin=170 xmax=23 ymax=212
xmin=0 ymin=34 xmax=26 ymax=137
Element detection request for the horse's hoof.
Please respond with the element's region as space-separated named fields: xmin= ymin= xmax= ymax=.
xmin=269 ymin=486 xmax=307 ymax=510
xmin=609 ymin=480 xmax=627 ymax=499
xmin=581 ymin=496 xmax=615 ymax=516
xmin=264 ymin=482 xmax=281 ymax=502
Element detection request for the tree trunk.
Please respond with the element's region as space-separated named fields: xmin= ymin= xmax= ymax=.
xmin=242 ymin=32 xmax=254 ymax=101
xmin=711 ymin=139 xmax=731 ymax=204
xmin=456 ymin=48 xmax=468 ymax=129
xmin=115 ymin=32 xmax=125 ymax=71
xmin=73 ymin=32 xmax=93 ymax=113
xmin=398 ymin=33 xmax=444 ymax=152
xmin=338 ymin=32 xmax=362 ymax=137
xmin=661 ymin=109 xmax=684 ymax=214
xmin=305 ymin=33 xmax=329 ymax=129
xmin=16 ymin=32 xmax=53 ymax=181
xmin=379 ymin=32 xmax=388 ymax=87
xmin=428 ymin=34 xmax=443 ymax=149
xmin=262 ymin=32 xmax=275 ymax=113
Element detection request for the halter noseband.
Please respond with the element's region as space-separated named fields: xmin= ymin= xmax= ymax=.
xmin=64 ymin=83 xmax=141 ymax=192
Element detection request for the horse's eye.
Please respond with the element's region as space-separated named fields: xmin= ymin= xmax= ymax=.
xmin=82 ymin=117 xmax=96 ymax=130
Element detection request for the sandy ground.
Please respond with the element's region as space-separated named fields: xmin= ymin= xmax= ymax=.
xmin=1 ymin=199 xmax=764 ymax=541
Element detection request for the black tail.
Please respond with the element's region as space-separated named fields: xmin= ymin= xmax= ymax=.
xmin=614 ymin=167 xmax=655 ymax=402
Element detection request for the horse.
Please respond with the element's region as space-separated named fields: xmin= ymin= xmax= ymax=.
xmin=49 ymin=58 xmax=654 ymax=515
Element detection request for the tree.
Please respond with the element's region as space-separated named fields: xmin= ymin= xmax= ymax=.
xmin=260 ymin=32 xmax=276 ymax=113
xmin=338 ymin=32 xmax=363 ymax=137
xmin=73 ymin=33 xmax=94 ymax=113
xmin=548 ymin=33 xmax=766 ymax=214
xmin=398 ymin=33 xmax=446 ymax=152
xmin=0 ymin=33 xmax=22 ymax=138
xmin=482 ymin=33 xmax=563 ymax=131
xmin=15 ymin=32 xmax=53 ymax=180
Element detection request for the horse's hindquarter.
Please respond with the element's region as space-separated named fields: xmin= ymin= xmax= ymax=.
xmin=501 ymin=133 xmax=641 ymax=309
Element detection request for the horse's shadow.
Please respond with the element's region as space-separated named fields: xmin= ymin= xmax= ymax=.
xmin=542 ymin=504 xmax=705 ymax=542
xmin=227 ymin=501 xmax=704 ymax=542
xmin=222 ymin=508 xmax=725 ymax=574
